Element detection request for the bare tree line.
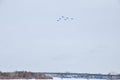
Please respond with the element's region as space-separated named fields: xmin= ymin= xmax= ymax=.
xmin=0 ymin=71 xmax=52 ymax=79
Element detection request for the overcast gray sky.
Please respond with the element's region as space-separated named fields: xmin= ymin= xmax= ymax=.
xmin=0 ymin=0 xmax=120 ymax=73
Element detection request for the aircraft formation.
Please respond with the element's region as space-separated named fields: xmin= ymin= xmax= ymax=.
xmin=57 ymin=16 xmax=74 ymax=22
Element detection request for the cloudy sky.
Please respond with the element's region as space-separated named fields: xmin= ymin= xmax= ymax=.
xmin=0 ymin=0 xmax=120 ymax=73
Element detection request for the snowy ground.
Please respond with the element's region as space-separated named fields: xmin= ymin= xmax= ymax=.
xmin=53 ymin=77 xmax=107 ymax=80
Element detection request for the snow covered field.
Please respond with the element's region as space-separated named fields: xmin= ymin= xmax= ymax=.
xmin=53 ymin=77 xmax=107 ymax=80
xmin=0 ymin=78 xmax=119 ymax=80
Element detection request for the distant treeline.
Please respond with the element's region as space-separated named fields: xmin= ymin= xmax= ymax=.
xmin=0 ymin=71 xmax=53 ymax=79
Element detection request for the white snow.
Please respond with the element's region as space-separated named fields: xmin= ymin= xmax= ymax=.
xmin=53 ymin=77 xmax=107 ymax=80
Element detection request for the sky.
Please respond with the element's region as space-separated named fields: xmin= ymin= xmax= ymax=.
xmin=0 ymin=0 xmax=120 ymax=74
